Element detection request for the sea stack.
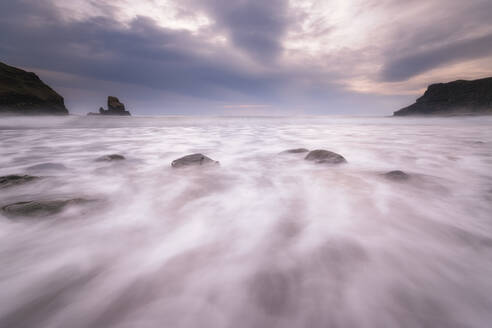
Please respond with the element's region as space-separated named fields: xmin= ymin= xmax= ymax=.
xmin=88 ymin=96 xmax=131 ymax=116
xmin=0 ymin=61 xmax=69 ymax=115
xmin=394 ymin=77 xmax=492 ymax=116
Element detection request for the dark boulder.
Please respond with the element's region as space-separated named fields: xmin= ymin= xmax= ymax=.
xmin=88 ymin=96 xmax=131 ymax=116
xmin=394 ymin=77 xmax=492 ymax=116
xmin=95 ymin=154 xmax=126 ymax=162
xmin=0 ymin=175 xmax=40 ymax=189
xmin=280 ymin=148 xmax=309 ymax=154
xmin=0 ymin=61 xmax=69 ymax=115
xmin=383 ymin=170 xmax=410 ymax=181
xmin=1 ymin=198 xmax=93 ymax=218
xmin=171 ymin=153 xmax=219 ymax=168
xmin=304 ymin=149 xmax=347 ymax=164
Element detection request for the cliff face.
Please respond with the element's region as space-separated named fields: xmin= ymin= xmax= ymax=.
xmin=394 ymin=77 xmax=492 ymax=116
xmin=0 ymin=62 xmax=69 ymax=115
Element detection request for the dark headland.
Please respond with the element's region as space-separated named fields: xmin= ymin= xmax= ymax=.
xmin=0 ymin=61 xmax=131 ymax=116
xmin=394 ymin=77 xmax=492 ymax=116
xmin=3 ymin=60 xmax=491 ymax=118
xmin=0 ymin=61 xmax=68 ymax=115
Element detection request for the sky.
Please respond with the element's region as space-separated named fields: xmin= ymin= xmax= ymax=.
xmin=1 ymin=0 xmax=492 ymax=115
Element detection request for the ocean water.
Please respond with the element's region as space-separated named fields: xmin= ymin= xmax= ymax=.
xmin=0 ymin=115 xmax=491 ymax=328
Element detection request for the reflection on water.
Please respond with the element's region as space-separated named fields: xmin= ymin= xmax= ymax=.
xmin=0 ymin=115 xmax=491 ymax=327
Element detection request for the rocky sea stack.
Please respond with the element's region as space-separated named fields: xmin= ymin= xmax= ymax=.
xmin=0 ymin=61 xmax=69 ymax=115
xmin=394 ymin=77 xmax=492 ymax=116
xmin=88 ymin=96 xmax=131 ymax=116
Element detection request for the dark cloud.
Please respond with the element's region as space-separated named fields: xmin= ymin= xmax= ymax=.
xmin=1 ymin=0 xmax=491 ymax=114
xmin=380 ymin=33 xmax=492 ymax=82
xmin=376 ymin=0 xmax=492 ymax=82
xmin=193 ymin=0 xmax=289 ymax=61
xmin=0 ymin=0 xmax=351 ymax=114
xmin=0 ymin=0 xmax=284 ymax=101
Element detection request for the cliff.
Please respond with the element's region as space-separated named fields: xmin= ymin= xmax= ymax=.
xmin=0 ymin=61 xmax=69 ymax=115
xmin=394 ymin=77 xmax=492 ymax=116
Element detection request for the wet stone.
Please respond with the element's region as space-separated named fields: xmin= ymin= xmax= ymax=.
xmin=0 ymin=175 xmax=40 ymax=189
xmin=1 ymin=198 xmax=93 ymax=218
xmin=26 ymin=163 xmax=67 ymax=171
xmin=171 ymin=153 xmax=219 ymax=168
xmin=95 ymin=154 xmax=126 ymax=162
xmin=383 ymin=170 xmax=410 ymax=181
xmin=280 ymin=148 xmax=310 ymax=154
xmin=304 ymin=149 xmax=347 ymax=164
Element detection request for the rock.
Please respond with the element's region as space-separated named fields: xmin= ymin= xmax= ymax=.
xmin=0 ymin=175 xmax=40 ymax=189
xmin=108 ymin=96 xmax=126 ymax=112
xmin=383 ymin=170 xmax=410 ymax=181
xmin=280 ymin=148 xmax=309 ymax=154
xmin=394 ymin=77 xmax=492 ymax=116
xmin=0 ymin=61 xmax=69 ymax=115
xmin=87 ymin=96 xmax=131 ymax=116
xmin=304 ymin=149 xmax=347 ymax=164
xmin=26 ymin=163 xmax=67 ymax=171
xmin=171 ymin=153 xmax=219 ymax=168
xmin=1 ymin=198 xmax=92 ymax=218
xmin=95 ymin=154 xmax=126 ymax=162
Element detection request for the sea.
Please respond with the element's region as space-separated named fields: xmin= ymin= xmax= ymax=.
xmin=0 ymin=115 xmax=491 ymax=327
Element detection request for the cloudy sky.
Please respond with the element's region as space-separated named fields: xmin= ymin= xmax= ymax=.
xmin=1 ymin=0 xmax=492 ymax=115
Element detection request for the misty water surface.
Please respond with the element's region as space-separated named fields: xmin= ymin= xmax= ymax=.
xmin=0 ymin=115 xmax=492 ymax=328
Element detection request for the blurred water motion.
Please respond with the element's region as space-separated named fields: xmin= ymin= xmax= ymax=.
xmin=0 ymin=115 xmax=491 ymax=327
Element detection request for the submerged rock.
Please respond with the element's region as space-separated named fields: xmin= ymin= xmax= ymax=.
xmin=26 ymin=162 xmax=67 ymax=171
xmin=383 ymin=170 xmax=410 ymax=181
xmin=171 ymin=153 xmax=219 ymax=168
xmin=280 ymin=148 xmax=309 ymax=154
xmin=304 ymin=149 xmax=347 ymax=164
xmin=249 ymin=270 xmax=296 ymax=315
xmin=1 ymin=198 xmax=93 ymax=218
xmin=95 ymin=154 xmax=126 ymax=162
xmin=0 ymin=175 xmax=40 ymax=189
xmin=0 ymin=61 xmax=69 ymax=115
